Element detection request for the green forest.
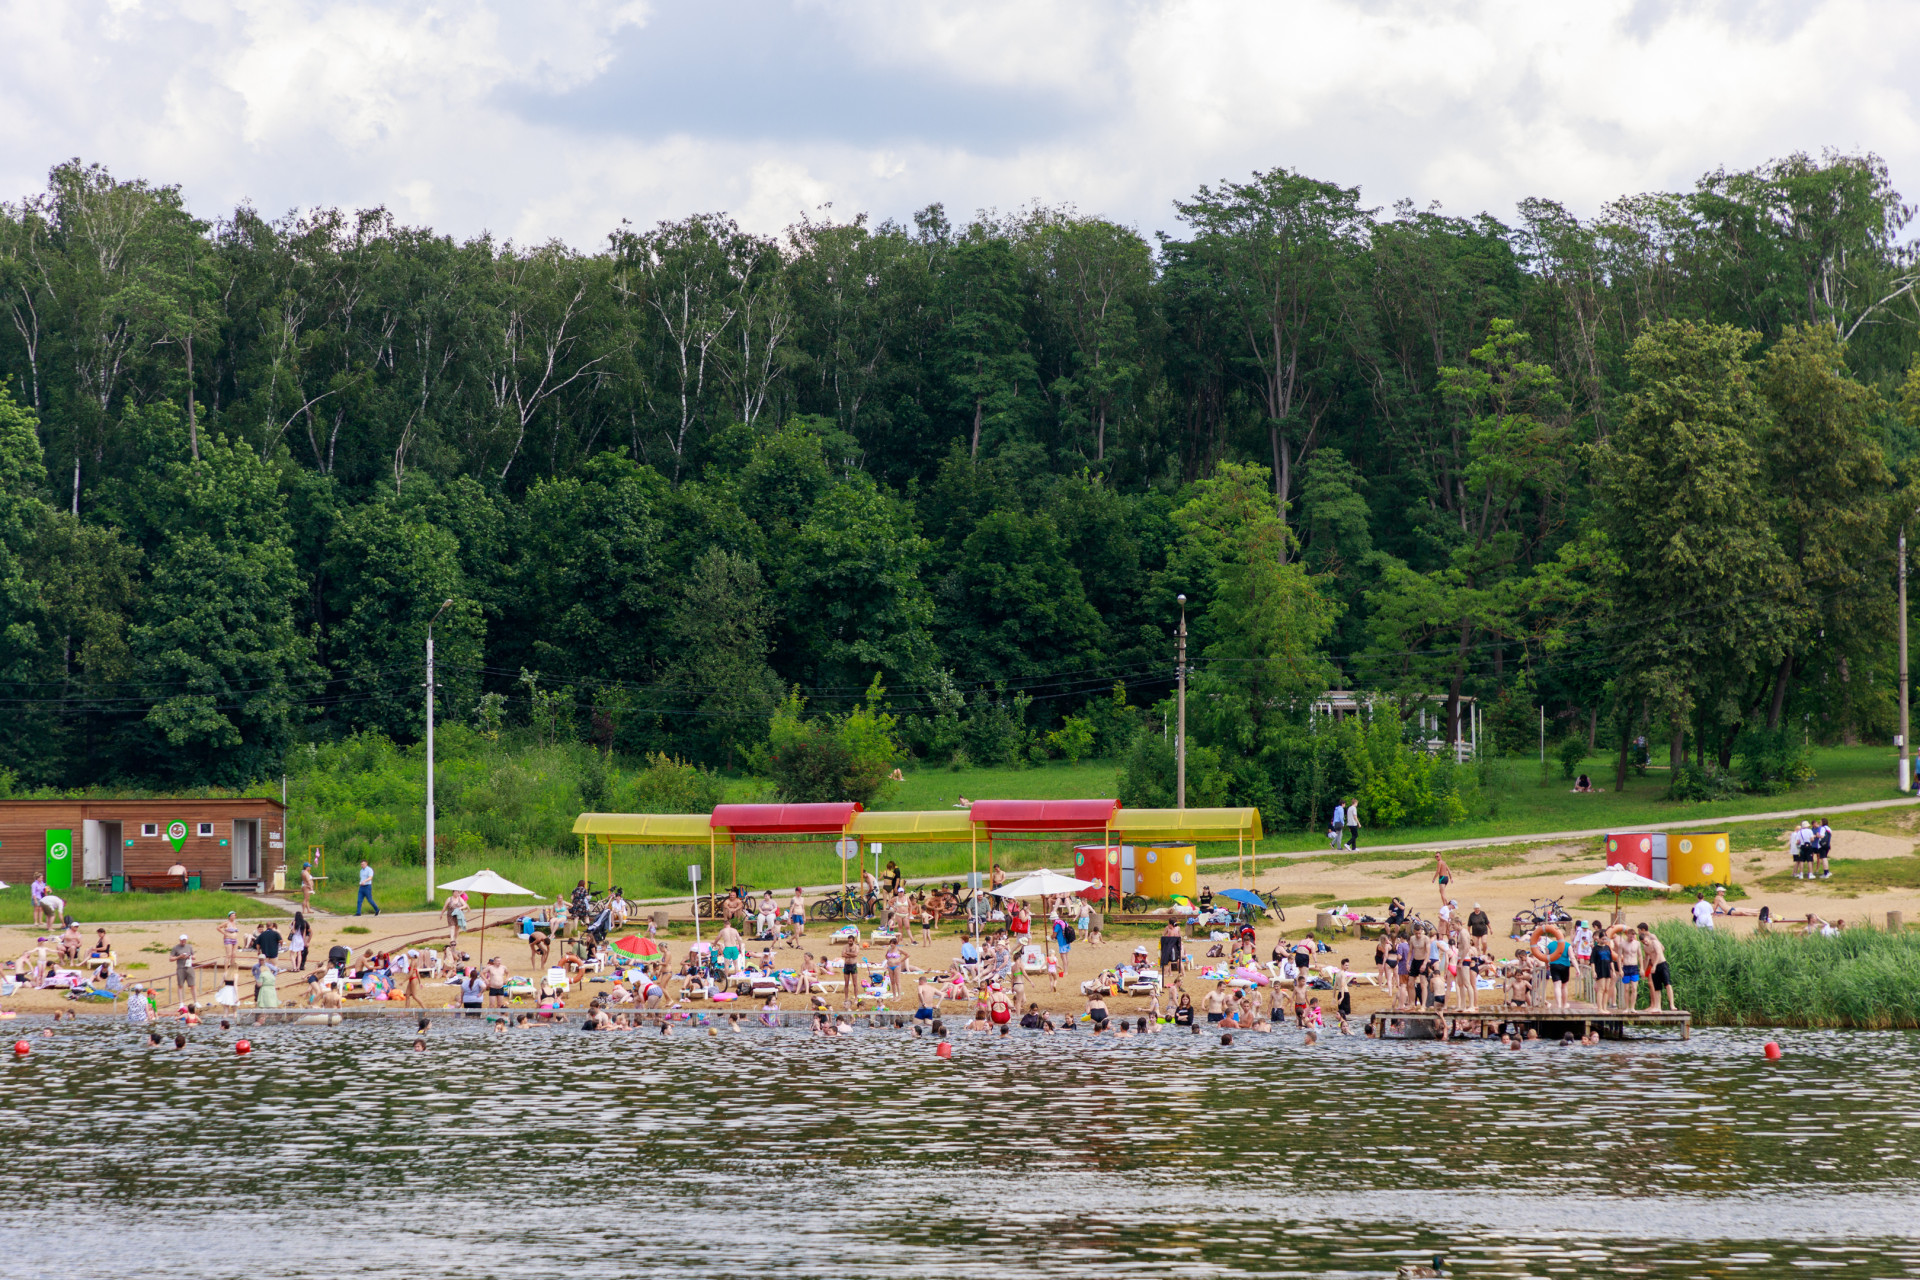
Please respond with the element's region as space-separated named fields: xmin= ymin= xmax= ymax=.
xmin=2 ymin=151 xmax=1919 ymax=835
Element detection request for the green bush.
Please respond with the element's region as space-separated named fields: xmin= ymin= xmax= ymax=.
xmin=759 ymin=680 xmax=900 ymax=806
xmin=1337 ymin=714 xmax=1472 ymax=828
xmin=1734 ymin=726 xmax=1816 ymax=795
xmin=1557 ymin=736 xmax=1588 ymax=780
xmin=1669 ymin=762 xmax=1742 ymax=801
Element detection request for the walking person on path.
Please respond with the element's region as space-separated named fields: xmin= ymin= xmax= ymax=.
xmin=1342 ymin=799 xmax=1361 ymax=850
xmin=355 ymin=861 xmax=380 ymax=916
xmin=1329 ymin=802 xmax=1345 ymax=850
xmin=1432 ymin=854 xmax=1451 ymax=903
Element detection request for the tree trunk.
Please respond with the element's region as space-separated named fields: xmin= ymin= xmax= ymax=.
xmin=1587 ymin=705 xmax=1598 ymax=751
xmin=970 ymin=397 xmax=983 ymax=459
xmin=1718 ymin=723 xmax=1739 ymax=771
xmin=185 ymin=333 xmax=199 ymax=461
xmin=1669 ymin=723 xmax=1685 ymax=773
xmin=1766 ymin=654 xmax=1792 ymax=730
xmin=1615 ymin=704 xmax=1632 ymax=792
xmin=1444 ymin=621 xmax=1471 ymax=743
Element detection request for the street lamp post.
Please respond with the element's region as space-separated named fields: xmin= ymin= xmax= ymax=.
xmin=425 ymin=598 xmax=454 ymax=905
xmin=1902 ymin=523 xmax=1911 ymax=793
xmin=1176 ymin=594 xmax=1187 ymax=811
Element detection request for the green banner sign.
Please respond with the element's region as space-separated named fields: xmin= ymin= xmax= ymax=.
xmin=45 ymin=828 xmax=72 ymax=892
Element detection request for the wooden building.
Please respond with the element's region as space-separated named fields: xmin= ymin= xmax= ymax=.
xmin=0 ymin=798 xmax=288 ymax=893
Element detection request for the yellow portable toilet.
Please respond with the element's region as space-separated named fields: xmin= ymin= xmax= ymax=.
xmin=1669 ymin=832 xmax=1731 ymax=887
xmin=1135 ymin=843 xmax=1197 ymax=901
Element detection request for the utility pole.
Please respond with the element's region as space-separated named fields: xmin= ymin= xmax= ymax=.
xmin=1176 ymin=594 xmax=1188 ymax=811
xmin=1902 ymin=524 xmax=1911 ymax=792
xmin=425 ymin=598 xmax=453 ymax=904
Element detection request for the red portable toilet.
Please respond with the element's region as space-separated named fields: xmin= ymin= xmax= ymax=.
xmin=1603 ymin=832 xmax=1668 ymax=883
xmin=1073 ymin=843 xmax=1127 ymax=902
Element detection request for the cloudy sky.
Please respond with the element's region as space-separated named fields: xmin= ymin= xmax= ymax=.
xmin=2 ymin=0 xmax=1915 ymax=247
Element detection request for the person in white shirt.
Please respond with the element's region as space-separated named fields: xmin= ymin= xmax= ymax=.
xmin=1790 ymin=822 xmax=1812 ymax=880
xmin=1342 ymin=800 xmax=1361 ymax=850
xmin=1691 ymin=897 xmax=1714 ymax=929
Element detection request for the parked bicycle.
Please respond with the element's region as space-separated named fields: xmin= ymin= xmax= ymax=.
xmin=1511 ymin=896 xmax=1572 ymax=935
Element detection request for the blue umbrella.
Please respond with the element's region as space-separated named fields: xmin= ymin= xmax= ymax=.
xmin=1217 ymin=889 xmax=1266 ymax=909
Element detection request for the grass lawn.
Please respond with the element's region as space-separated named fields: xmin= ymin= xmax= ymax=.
xmin=59 ymin=746 xmax=1909 ymax=924
xmin=1758 ymin=856 xmax=1920 ymax=896
xmin=0 ymin=884 xmax=286 ymax=926
xmin=1260 ymin=745 xmax=1910 ymax=855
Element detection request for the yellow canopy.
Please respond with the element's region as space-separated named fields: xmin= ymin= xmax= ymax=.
xmin=849 ymin=810 xmax=978 ymax=842
xmin=1109 ymin=807 xmax=1264 ymax=843
xmin=571 ymin=813 xmax=712 ymax=845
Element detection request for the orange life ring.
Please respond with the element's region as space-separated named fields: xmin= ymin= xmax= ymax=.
xmin=1529 ymin=924 xmax=1568 ymax=965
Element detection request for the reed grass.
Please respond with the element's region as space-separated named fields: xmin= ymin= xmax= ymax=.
xmin=1657 ymin=922 xmax=1920 ymax=1029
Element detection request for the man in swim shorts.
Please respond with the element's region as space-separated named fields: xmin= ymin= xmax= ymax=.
xmin=915 ymin=977 xmax=940 ymax=1022
xmin=1638 ymin=923 xmax=1674 ymax=1011
xmin=1612 ymin=925 xmax=1642 ymax=1011
xmin=840 ymin=937 xmax=860 ymax=1011
xmin=1203 ymin=983 xmax=1228 ymax=1024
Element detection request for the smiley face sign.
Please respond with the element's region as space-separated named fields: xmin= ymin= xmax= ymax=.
xmin=166 ymin=820 xmax=188 ymax=852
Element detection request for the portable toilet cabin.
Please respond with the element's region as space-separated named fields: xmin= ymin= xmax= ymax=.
xmin=1073 ymin=843 xmax=1132 ymax=902
xmin=1134 ymin=843 xmax=1198 ymax=901
xmin=1603 ymin=832 xmax=1668 ymax=883
xmin=1670 ymin=832 xmax=1731 ymax=887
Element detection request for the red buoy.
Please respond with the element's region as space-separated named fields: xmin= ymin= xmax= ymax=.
xmin=1763 ymin=1041 xmax=1782 ymax=1060
xmin=235 ymin=1039 xmax=252 ymax=1055
xmin=12 ymin=1040 xmax=28 ymax=1056
xmin=935 ymin=1041 xmax=953 ymax=1058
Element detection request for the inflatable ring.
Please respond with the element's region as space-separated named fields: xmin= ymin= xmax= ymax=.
xmin=1529 ymin=924 xmax=1566 ymax=965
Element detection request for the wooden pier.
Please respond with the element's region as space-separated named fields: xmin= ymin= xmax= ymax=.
xmin=1368 ymin=1005 xmax=1691 ymax=1041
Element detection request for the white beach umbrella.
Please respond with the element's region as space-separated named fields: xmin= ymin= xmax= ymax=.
xmin=437 ymin=870 xmax=539 ymax=966
xmin=993 ymin=868 xmax=1099 ymax=898
xmin=1566 ymin=864 xmax=1683 ymax=915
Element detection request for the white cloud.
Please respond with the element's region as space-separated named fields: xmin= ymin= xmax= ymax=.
xmin=0 ymin=0 xmax=1914 ymax=247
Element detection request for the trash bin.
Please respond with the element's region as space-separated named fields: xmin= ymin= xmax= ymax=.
xmin=271 ymin=866 xmax=286 ymax=892
xmin=111 ymin=874 xmax=125 ymax=894
xmin=185 ymin=874 xmax=201 ymax=890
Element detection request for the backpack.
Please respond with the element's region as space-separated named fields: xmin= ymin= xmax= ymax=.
xmin=1063 ymin=924 xmax=1078 ymax=945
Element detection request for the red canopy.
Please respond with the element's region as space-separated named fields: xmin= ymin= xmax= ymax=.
xmin=710 ymin=803 xmax=862 ymax=835
xmin=970 ymin=799 xmax=1119 ymax=833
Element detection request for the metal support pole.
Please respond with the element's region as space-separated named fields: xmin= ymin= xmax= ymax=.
xmin=1903 ymin=523 xmax=1912 ymax=793
xmin=1176 ymin=594 xmax=1188 ymax=811
xmin=425 ymin=599 xmax=451 ymax=905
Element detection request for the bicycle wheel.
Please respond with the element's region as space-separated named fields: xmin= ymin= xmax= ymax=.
xmin=815 ymin=897 xmax=842 ymax=922
xmin=1511 ymin=910 xmax=1537 ymax=934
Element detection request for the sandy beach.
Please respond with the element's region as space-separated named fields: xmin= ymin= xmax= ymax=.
xmin=9 ymin=820 xmax=1913 ymax=1022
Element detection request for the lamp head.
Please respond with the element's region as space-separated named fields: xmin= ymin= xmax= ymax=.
xmin=1176 ymin=594 xmax=1186 ymax=607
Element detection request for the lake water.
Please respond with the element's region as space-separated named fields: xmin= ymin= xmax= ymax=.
xmin=2 ymin=1017 xmax=1917 ymax=1278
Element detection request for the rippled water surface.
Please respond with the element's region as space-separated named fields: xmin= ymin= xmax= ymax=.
xmin=3 ymin=1018 xmax=1918 ymax=1278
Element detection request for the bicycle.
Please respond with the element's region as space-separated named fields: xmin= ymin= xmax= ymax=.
xmin=1257 ymin=890 xmax=1290 ymax=923
xmin=1511 ymin=897 xmax=1572 ymax=935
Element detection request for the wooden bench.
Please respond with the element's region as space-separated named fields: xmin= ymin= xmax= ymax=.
xmin=125 ymin=874 xmax=189 ymax=893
